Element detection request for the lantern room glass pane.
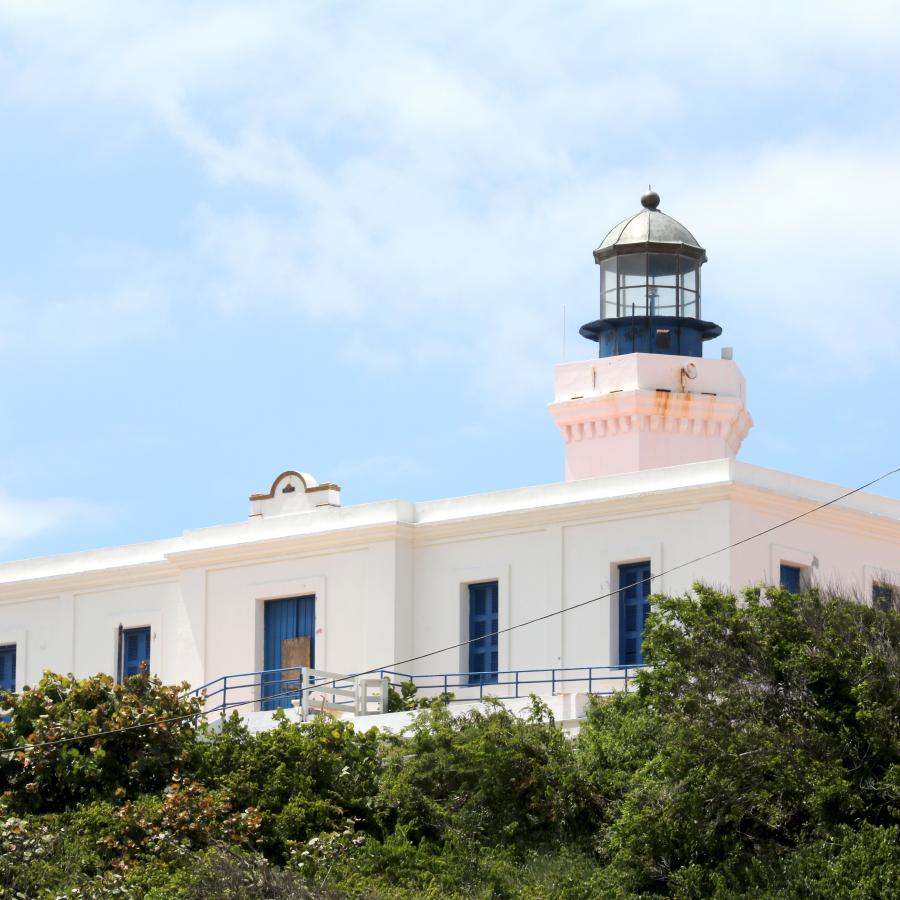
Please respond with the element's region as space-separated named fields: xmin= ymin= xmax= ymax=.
xmin=681 ymin=290 xmax=697 ymax=318
xmin=621 ymin=286 xmax=647 ymax=315
xmin=680 ymin=257 xmax=697 ymax=292
xmin=648 ymin=254 xmax=677 ymax=287
xmin=618 ymin=254 xmax=647 ymax=288
xmin=603 ymin=291 xmax=618 ymax=318
xmin=649 ymin=286 xmax=677 ymax=315
xmin=600 ymin=259 xmax=617 ymax=295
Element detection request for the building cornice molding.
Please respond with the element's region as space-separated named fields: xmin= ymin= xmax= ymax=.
xmin=729 ymin=483 xmax=900 ymax=543
xmin=0 ymin=562 xmax=178 ymax=604
xmin=1 ymin=464 xmax=896 ymax=598
xmin=412 ymin=485 xmax=723 ymax=545
xmin=163 ymin=522 xmax=414 ymax=571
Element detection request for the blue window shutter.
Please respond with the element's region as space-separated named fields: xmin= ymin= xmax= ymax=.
xmin=468 ymin=582 xmax=499 ymax=685
xmin=122 ymin=627 xmax=150 ymax=678
xmin=619 ymin=562 xmax=651 ymax=666
xmin=0 ymin=645 xmax=15 ymax=693
xmin=262 ymin=596 xmax=316 ymax=710
xmin=780 ymin=564 xmax=802 ymax=593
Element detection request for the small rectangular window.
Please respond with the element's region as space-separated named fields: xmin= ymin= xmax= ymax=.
xmin=779 ymin=564 xmax=802 ymax=593
xmin=873 ymin=583 xmax=897 ymax=612
xmin=0 ymin=644 xmax=16 ymax=694
xmin=619 ymin=562 xmax=651 ymax=666
xmin=120 ymin=627 xmax=151 ymax=680
xmin=468 ymin=582 xmax=499 ymax=685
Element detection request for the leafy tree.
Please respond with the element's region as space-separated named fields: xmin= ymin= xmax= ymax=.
xmin=195 ymin=712 xmax=381 ymax=860
xmin=0 ymin=586 xmax=897 ymax=897
xmin=577 ymin=584 xmax=900 ymax=895
xmin=376 ymin=697 xmax=589 ymax=847
xmin=0 ymin=670 xmax=201 ymax=813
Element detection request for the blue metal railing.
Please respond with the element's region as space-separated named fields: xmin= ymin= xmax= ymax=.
xmin=190 ymin=666 xmax=360 ymax=714
xmin=373 ymin=664 xmax=646 ymax=702
xmin=189 ymin=664 xmax=648 ymax=715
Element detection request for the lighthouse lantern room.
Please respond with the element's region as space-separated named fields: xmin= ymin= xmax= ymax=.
xmin=580 ymin=190 xmax=722 ymax=358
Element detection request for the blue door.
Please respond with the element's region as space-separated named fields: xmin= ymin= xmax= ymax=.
xmin=121 ymin=627 xmax=151 ymax=679
xmin=0 ymin=644 xmax=15 ymax=694
xmin=263 ymin=596 xmax=315 ymax=710
xmin=619 ymin=562 xmax=651 ymax=666
xmin=468 ymin=581 xmax=499 ymax=685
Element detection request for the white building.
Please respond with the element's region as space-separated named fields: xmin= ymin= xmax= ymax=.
xmin=1 ymin=192 xmax=898 ymax=717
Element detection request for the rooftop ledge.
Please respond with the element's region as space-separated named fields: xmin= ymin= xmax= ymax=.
xmin=0 ymin=459 xmax=898 ymax=587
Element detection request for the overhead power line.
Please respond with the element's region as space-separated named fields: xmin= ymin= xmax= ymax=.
xmin=3 ymin=464 xmax=898 ymax=757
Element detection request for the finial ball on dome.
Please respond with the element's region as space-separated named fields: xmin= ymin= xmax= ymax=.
xmin=641 ymin=190 xmax=660 ymax=210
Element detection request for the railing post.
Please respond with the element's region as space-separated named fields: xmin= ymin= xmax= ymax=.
xmin=624 ymin=667 xmax=629 ymax=694
xmin=380 ymin=677 xmax=389 ymax=714
xmin=301 ymin=667 xmax=309 ymax=722
xmin=444 ymin=673 xmax=448 ymax=697
xmin=551 ymin=669 xmax=555 ymax=696
xmin=588 ymin=668 xmax=593 ymax=694
xmin=515 ymin=669 xmax=519 ymax=698
xmin=221 ymin=675 xmax=227 ymax=715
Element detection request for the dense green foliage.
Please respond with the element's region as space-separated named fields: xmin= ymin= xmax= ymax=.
xmin=0 ymin=670 xmax=201 ymax=813
xmin=578 ymin=584 xmax=900 ymax=896
xmin=0 ymin=586 xmax=897 ymax=897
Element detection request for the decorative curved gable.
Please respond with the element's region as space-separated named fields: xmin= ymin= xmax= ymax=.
xmin=249 ymin=470 xmax=341 ymax=518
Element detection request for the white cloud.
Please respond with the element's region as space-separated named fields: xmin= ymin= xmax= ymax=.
xmin=0 ymin=491 xmax=101 ymax=554
xmin=1 ymin=0 xmax=898 ymax=392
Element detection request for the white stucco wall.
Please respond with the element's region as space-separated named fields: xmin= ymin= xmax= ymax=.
xmin=0 ymin=459 xmax=898 ymax=701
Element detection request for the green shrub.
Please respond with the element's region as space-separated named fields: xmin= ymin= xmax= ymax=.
xmin=195 ymin=712 xmax=381 ymax=860
xmin=774 ymin=823 xmax=900 ymax=900
xmin=0 ymin=587 xmax=896 ymax=897
xmin=0 ymin=670 xmax=202 ymax=814
xmin=288 ymin=828 xmax=608 ymax=900
xmin=376 ymin=697 xmax=589 ymax=847
xmin=576 ymin=584 xmax=900 ymax=894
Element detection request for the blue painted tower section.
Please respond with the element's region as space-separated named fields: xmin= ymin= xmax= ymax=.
xmin=580 ymin=315 xmax=721 ymax=358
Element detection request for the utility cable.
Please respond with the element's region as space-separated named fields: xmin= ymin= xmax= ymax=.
xmin=3 ymin=464 xmax=898 ymax=756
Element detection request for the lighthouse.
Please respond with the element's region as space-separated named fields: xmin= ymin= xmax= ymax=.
xmin=549 ymin=191 xmax=753 ymax=481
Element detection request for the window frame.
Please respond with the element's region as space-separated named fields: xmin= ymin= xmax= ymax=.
xmin=779 ymin=563 xmax=805 ymax=594
xmin=0 ymin=643 xmax=16 ymax=696
xmin=872 ymin=582 xmax=898 ymax=612
xmin=117 ymin=625 xmax=151 ymax=682
xmin=466 ymin=580 xmax=499 ymax=686
xmin=617 ymin=560 xmax=652 ymax=667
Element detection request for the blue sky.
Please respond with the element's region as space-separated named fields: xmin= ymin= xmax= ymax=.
xmin=1 ymin=1 xmax=899 ymax=560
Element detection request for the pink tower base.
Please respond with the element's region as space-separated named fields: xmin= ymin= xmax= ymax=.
xmin=548 ymin=353 xmax=753 ymax=481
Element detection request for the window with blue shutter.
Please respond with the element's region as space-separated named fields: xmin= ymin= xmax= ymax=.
xmin=121 ymin=627 xmax=151 ymax=679
xmin=0 ymin=644 xmax=16 ymax=694
xmin=873 ymin=582 xmax=897 ymax=612
xmin=262 ymin=595 xmax=316 ymax=710
xmin=619 ymin=562 xmax=651 ymax=666
xmin=779 ymin=564 xmax=802 ymax=593
xmin=468 ymin=581 xmax=499 ymax=685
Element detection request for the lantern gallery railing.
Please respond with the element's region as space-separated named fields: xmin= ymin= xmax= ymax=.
xmin=190 ymin=664 xmax=648 ymax=717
